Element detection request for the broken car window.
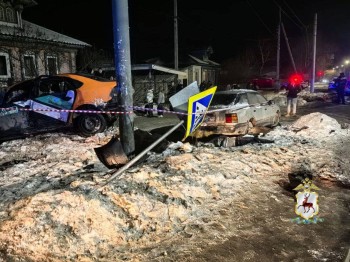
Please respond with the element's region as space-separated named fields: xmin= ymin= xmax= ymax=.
xmin=237 ymin=94 xmax=249 ymax=105
xmin=247 ymin=93 xmax=260 ymax=105
xmin=210 ymin=93 xmax=238 ymax=106
xmin=5 ymin=80 xmax=33 ymax=104
xmin=256 ymin=94 xmax=268 ymax=104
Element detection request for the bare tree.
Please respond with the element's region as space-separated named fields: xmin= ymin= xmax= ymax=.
xmin=257 ymin=39 xmax=273 ymax=75
xmin=76 ymin=47 xmax=113 ymax=73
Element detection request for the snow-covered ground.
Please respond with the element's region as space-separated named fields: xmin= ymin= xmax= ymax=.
xmin=0 ymin=112 xmax=349 ymax=261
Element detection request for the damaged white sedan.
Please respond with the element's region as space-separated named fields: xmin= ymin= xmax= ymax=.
xmin=192 ymin=89 xmax=281 ymax=138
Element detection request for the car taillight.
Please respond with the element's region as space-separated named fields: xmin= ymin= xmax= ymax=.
xmin=225 ymin=113 xmax=238 ymax=123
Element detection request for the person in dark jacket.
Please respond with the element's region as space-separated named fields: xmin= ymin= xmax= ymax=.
xmin=334 ymin=72 xmax=347 ymax=104
xmin=285 ymin=81 xmax=302 ymax=116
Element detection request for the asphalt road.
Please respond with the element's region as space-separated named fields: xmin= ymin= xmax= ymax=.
xmin=134 ymin=112 xmax=181 ymax=132
xmin=134 ymin=100 xmax=350 ymax=133
xmin=281 ymin=100 xmax=350 ymax=125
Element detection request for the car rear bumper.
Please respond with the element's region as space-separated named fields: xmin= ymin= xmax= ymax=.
xmin=192 ymin=122 xmax=250 ymax=138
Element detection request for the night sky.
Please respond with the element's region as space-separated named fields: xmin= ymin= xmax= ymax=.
xmin=22 ymin=0 xmax=350 ymax=64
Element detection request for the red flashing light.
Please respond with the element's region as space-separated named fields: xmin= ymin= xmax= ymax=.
xmin=317 ymin=70 xmax=324 ymax=77
xmin=289 ymin=74 xmax=303 ymax=85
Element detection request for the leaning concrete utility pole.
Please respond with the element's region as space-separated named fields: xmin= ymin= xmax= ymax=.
xmin=174 ymin=0 xmax=179 ymax=70
xmin=276 ymin=8 xmax=281 ymax=90
xmin=281 ymin=22 xmax=297 ymax=74
xmin=310 ymin=13 xmax=317 ymax=93
xmin=112 ymin=0 xmax=135 ymax=155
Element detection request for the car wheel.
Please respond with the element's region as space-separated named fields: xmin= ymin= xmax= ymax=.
xmin=74 ymin=114 xmax=107 ymax=137
xmin=271 ymin=112 xmax=280 ymax=127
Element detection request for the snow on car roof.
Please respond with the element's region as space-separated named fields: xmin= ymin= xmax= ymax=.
xmin=216 ymin=89 xmax=258 ymax=94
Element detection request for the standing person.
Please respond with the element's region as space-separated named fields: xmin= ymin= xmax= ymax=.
xmin=145 ymin=88 xmax=154 ymax=117
xmin=207 ymin=80 xmax=213 ymax=89
xmin=157 ymin=88 xmax=165 ymax=117
xmin=285 ymin=80 xmax=302 ymax=117
xmin=199 ymin=81 xmax=207 ymax=92
xmin=334 ymin=72 xmax=347 ymax=104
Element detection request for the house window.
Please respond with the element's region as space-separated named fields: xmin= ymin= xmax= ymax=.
xmin=23 ymin=55 xmax=36 ymax=78
xmin=5 ymin=8 xmax=14 ymax=22
xmin=0 ymin=7 xmax=4 ymax=21
xmin=0 ymin=53 xmax=10 ymax=78
xmin=47 ymin=56 xmax=58 ymax=75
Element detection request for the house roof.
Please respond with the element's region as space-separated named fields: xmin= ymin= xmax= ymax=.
xmin=0 ymin=20 xmax=90 ymax=47
xmin=187 ymin=54 xmax=220 ymax=67
xmin=132 ymin=64 xmax=187 ymax=77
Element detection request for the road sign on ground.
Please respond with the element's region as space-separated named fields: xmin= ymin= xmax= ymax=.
xmin=185 ymin=86 xmax=217 ymax=138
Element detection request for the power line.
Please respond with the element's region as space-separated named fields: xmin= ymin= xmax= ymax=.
xmin=282 ymin=0 xmax=308 ymax=30
xmin=246 ymin=0 xmax=275 ymax=36
xmin=272 ymin=0 xmax=304 ymax=31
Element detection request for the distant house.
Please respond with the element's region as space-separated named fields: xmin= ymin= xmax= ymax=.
xmin=85 ymin=47 xmax=221 ymax=104
xmin=131 ymin=63 xmax=187 ymax=104
xmin=180 ymin=47 xmax=221 ymax=87
xmin=0 ymin=0 xmax=90 ymax=89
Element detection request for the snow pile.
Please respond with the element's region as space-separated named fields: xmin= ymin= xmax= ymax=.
xmin=271 ymin=90 xmax=330 ymax=107
xmin=289 ymin=112 xmax=343 ymax=139
xmin=299 ymin=90 xmax=331 ymax=102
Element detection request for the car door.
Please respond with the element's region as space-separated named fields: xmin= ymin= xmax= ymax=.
xmin=0 ymin=81 xmax=34 ymax=140
xmin=254 ymin=93 xmax=274 ymax=125
xmin=29 ymin=77 xmax=76 ymax=131
xmin=247 ymin=92 xmax=265 ymax=124
xmin=232 ymin=93 xmax=254 ymax=123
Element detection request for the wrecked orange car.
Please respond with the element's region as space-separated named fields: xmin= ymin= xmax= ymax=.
xmin=0 ymin=74 xmax=118 ymax=141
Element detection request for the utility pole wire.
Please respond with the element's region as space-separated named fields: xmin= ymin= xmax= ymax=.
xmin=281 ymin=0 xmax=310 ymax=71
xmin=273 ymin=0 xmax=311 ymax=72
xmin=282 ymin=0 xmax=307 ymax=29
xmin=272 ymin=0 xmax=304 ymax=31
xmin=246 ymin=0 xmax=275 ymax=36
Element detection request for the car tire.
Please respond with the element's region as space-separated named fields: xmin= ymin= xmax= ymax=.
xmin=74 ymin=114 xmax=107 ymax=137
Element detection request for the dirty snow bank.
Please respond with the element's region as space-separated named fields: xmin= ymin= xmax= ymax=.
xmin=266 ymin=112 xmax=347 ymax=141
xmin=0 ymin=113 xmax=349 ymax=261
xmin=272 ymin=90 xmax=330 ymax=106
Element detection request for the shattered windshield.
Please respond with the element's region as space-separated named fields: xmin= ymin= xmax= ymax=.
xmin=210 ymin=93 xmax=238 ymax=106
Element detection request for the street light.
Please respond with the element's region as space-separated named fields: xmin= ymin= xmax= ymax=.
xmin=345 ymin=60 xmax=350 ymax=77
